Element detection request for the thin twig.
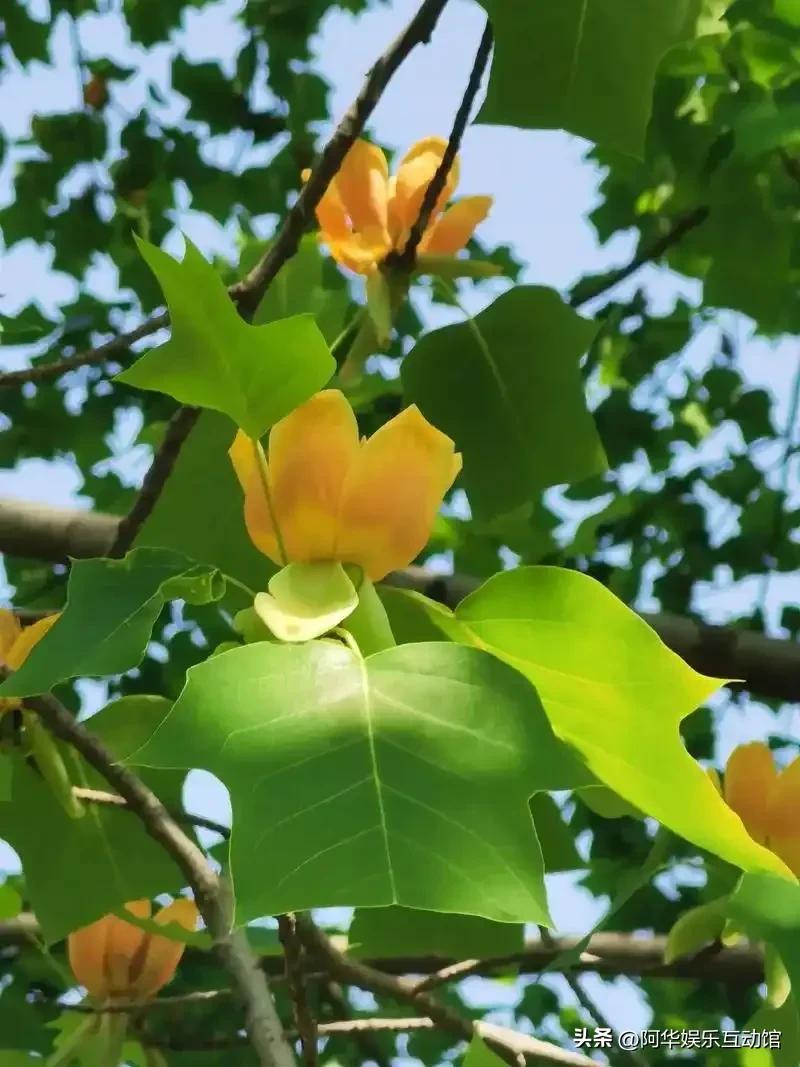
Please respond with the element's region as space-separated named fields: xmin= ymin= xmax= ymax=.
xmin=0 ymin=313 xmax=169 ymax=390
xmin=108 ymin=404 xmax=201 ymax=557
xmin=320 ymin=979 xmax=391 ymax=1067
xmin=72 ymin=786 xmax=230 ymax=838
xmin=233 ymin=0 xmax=450 ymax=319
xmin=294 ymin=915 xmax=596 ymax=1067
xmin=21 ymin=687 xmax=295 ymax=1067
xmin=569 ymin=206 xmax=709 ymax=309
xmin=392 ymin=20 xmax=494 ymax=271
xmin=278 ymin=914 xmax=319 ymax=1067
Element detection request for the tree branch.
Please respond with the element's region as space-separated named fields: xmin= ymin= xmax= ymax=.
xmin=71 ymin=785 xmax=229 ymax=838
xmin=1 ymin=499 xmax=797 ymax=703
xmin=232 ymin=0 xmax=451 ymax=319
xmin=390 ymin=19 xmax=494 ymax=271
xmin=278 ymin=914 xmax=319 ymax=1067
xmin=295 ymin=915 xmax=595 ymax=1067
xmin=21 ymin=688 xmax=295 ymax=1067
xmin=569 ymin=207 xmax=710 ymax=309
xmin=107 ymin=404 xmax=201 ymax=557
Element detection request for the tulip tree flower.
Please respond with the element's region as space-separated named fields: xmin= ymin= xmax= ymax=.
xmin=0 ymin=610 xmax=60 ymax=713
xmin=68 ymin=898 xmax=199 ymax=1004
xmin=306 ymin=136 xmax=493 ymax=276
xmin=721 ymin=743 xmax=800 ymax=876
xmin=229 ymin=389 xmax=461 ymax=643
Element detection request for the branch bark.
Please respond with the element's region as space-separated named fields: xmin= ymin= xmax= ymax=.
xmin=2 ymin=498 xmax=796 ymax=704
xmin=294 ymin=916 xmax=595 ymax=1067
xmin=22 ymin=689 xmax=295 ymax=1067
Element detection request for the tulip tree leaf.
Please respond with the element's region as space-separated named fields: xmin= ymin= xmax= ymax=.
xmin=401 ymin=287 xmax=606 ymax=520
xmin=728 ymin=875 xmax=800 ymax=994
xmin=116 ymin=236 xmax=335 ymax=438
xmin=348 ymin=906 xmax=524 ymax=959
xmin=0 ymin=697 xmax=185 ymax=943
xmin=477 ymin=0 xmax=702 ymax=157
xmin=0 ymin=549 xmax=222 ymax=698
xmin=414 ymin=566 xmax=792 ymax=878
xmin=135 ymin=411 xmax=271 ymax=595
xmin=133 ymin=641 xmax=589 ymax=925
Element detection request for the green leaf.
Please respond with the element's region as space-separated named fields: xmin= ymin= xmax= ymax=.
xmin=135 ymin=411 xmax=270 ymax=595
xmin=477 ymin=0 xmax=701 ymax=157
xmin=0 ymin=697 xmax=186 ymax=942
xmin=728 ymin=874 xmax=800 ymax=993
xmin=349 ymin=906 xmax=524 ymax=958
xmin=741 ymin=997 xmax=800 ymax=1067
xmin=402 ymin=287 xmax=606 ymax=520
xmin=665 ymin=899 xmax=727 ymax=963
xmin=342 ymin=577 xmax=396 ymax=656
xmin=0 ymin=756 xmax=10 ymax=802
xmin=703 ymin=161 xmax=791 ymax=329
xmin=0 ymin=549 xmax=221 ymax=698
xmin=530 ymin=793 xmax=583 ymax=872
xmin=134 ymin=641 xmax=588 ymax=924
xmin=463 ymin=1036 xmax=507 ymax=1067
xmin=253 ymin=561 xmax=359 ymax=642
xmin=0 ymin=884 xmax=22 ymax=920
xmin=419 ymin=566 xmax=791 ymax=877
xmin=116 ymin=236 xmax=335 ymax=438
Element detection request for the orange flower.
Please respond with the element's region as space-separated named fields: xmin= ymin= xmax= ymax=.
xmin=229 ymin=389 xmax=461 ymax=582
xmin=722 ymin=743 xmax=800 ymax=876
xmin=68 ymin=898 xmax=198 ymax=1004
xmin=0 ymin=610 xmax=60 ymax=713
xmin=304 ymin=136 xmax=492 ymax=275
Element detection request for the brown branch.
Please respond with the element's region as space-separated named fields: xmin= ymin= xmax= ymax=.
xmin=294 ymin=915 xmax=595 ymax=1067
xmin=1 ymin=502 xmax=798 ymax=704
xmin=569 ymin=206 xmax=710 ymax=309
xmin=22 ymin=688 xmax=295 ymax=1067
xmin=71 ymin=786 xmax=230 ymax=838
xmin=390 ymin=20 xmax=494 ymax=271
xmin=108 ymin=404 xmax=201 ymax=557
xmin=0 ymin=313 xmax=169 ymax=390
xmin=232 ymin=0 xmax=450 ymax=319
xmin=278 ymin=914 xmax=319 ymax=1067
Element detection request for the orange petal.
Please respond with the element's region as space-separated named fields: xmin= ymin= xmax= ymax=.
xmin=391 ymin=136 xmax=460 ymax=237
xmin=334 ymin=140 xmax=390 ymax=252
xmin=5 ymin=613 xmax=60 ymax=670
xmin=105 ymin=900 xmax=151 ymax=997
xmin=269 ymin=390 xmax=360 ymax=562
xmin=68 ymin=915 xmax=114 ymax=1001
xmin=129 ymin=897 xmax=198 ymax=999
xmin=0 ymin=609 xmax=21 ymax=661
xmin=229 ymin=432 xmax=283 ymax=565
xmin=724 ymin=743 xmax=778 ymax=845
xmin=335 ymin=405 xmax=461 ymax=581
xmin=420 ymin=195 xmax=493 ymax=255
xmin=766 ymin=756 xmax=800 ymax=875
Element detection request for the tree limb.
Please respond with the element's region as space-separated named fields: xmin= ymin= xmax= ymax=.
xmin=21 ymin=688 xmax=295 ymax=1067
xmin=295 ymin=915 xmax=597 ymax=1067
xmin=1 ymin=499 xmax=796 ymax=703
xmin=278 ymin=914 xmax=319 ymax=1067
xmin=390 ymin=19 xmax=494 ymax=270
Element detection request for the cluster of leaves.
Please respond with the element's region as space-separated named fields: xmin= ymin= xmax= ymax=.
xmin=1 ymin=0 xmax=799 ymax=1065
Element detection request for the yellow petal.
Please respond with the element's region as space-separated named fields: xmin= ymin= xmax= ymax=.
xmin=420 ymin=195 xmax=493 ymax=255
xmin=303 ymin=168 xmax=351 ymax=244
xmin=254 ymin=562 xmax=358 ymax=643
xmin=5 ymin=613 xmax=60 ymax=670
xmin=0 ymin=610 xmax=21 ymax=660
xmin=129 ymin=897 xmax=198 ymax=999
xmin=391 ymin=136 xmax=460 ymax=238
xmin=336 ymin=405 xmax=461 ymax=581
xmin=724 ymin=742 xmax=778 ymax=845
xmin=229 ymin=432 xmax=282 ymax=565
xmin=68 ymin=915 xmax=113 ymax=1001
xmin=326 ymin=235 xmax=382 ymax=275
xmin=334 ymin=140 xmax=391 ymax=252
xmin=268 ymin=390 xmax=360 ymax=562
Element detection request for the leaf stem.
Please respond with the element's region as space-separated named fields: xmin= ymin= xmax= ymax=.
xmin=251 ymin=435 xmax=289 ymax=566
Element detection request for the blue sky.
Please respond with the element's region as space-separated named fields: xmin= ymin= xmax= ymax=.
xmin=1 ymin=0 xmax=798 ymax=1040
